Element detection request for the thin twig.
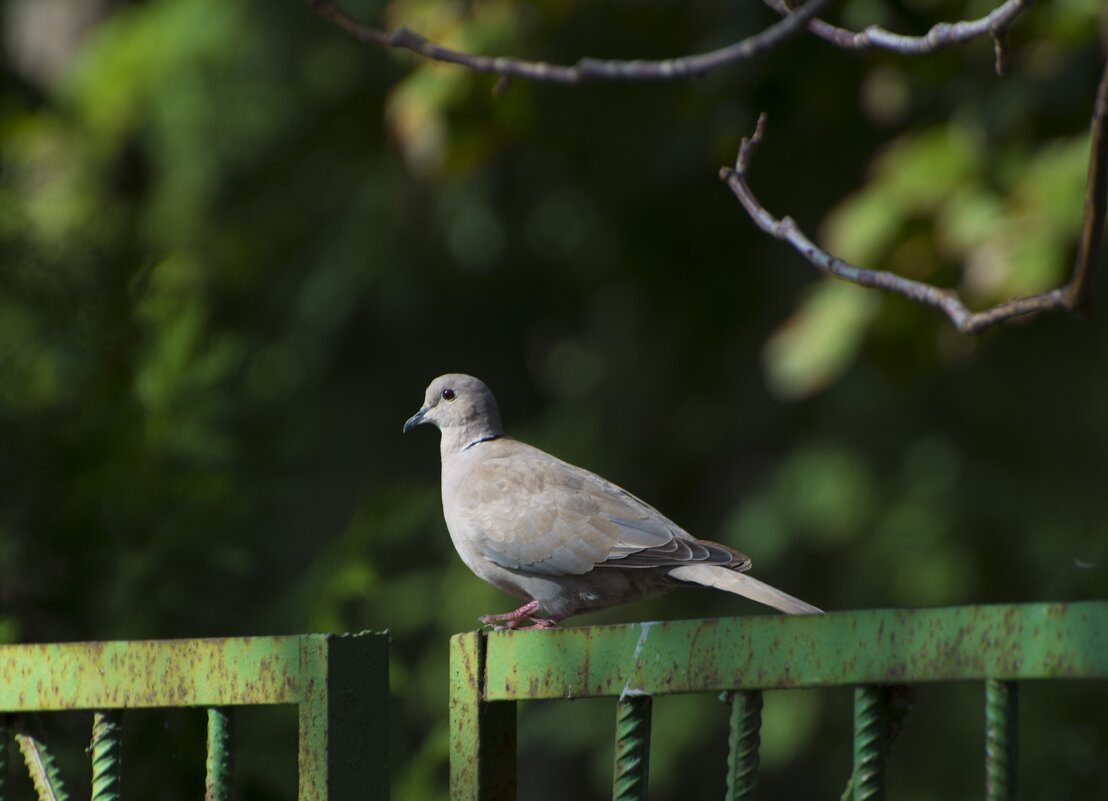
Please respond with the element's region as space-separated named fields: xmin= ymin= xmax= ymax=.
xmin=1066 ymin=56 xmax=1108 ymax=317
xmin=720 ymin=105 xmax=1105 ymax=335
xmin=304 ymin=0 xmax=838 ymax=83
xmin=764 ymin=0 xmax=1034 ymax=76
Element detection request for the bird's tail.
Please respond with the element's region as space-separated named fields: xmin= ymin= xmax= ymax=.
xmin=668 ymin=564 xmax=823 ymax=615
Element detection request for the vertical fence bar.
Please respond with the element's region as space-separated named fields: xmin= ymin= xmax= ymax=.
xmin=90 ymin=711 xmax=122 ymax=801
xmin=852 ymin=686 xmax=888 ymax=801
xmin=206 ymin=708 xmax=233 ymax=801
xmin=985 ymin=680 xmax=1019 ymax=801
xmin=0 ymin=716 xmax=8 ymax=801
xmin=612 ymin=695 xmax=652 ymax=801
xmin=725 ymin=690 xmax=763 ymax=801
xmin=298 ymin=632 xmax=389 ymax=801
xmin=449 ymin=633 xmax=516 ymax=801
xmin=16 ymin=725 xmax=69 ymax=801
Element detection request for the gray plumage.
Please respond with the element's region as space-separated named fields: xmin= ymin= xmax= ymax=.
xmin=404 ymin=373 xmax=821 ymax=628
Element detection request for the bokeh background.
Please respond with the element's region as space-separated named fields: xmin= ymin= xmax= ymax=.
xmin=1 ymin=0 xmax=1106 ymax=798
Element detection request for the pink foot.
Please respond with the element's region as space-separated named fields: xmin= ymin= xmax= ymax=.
xmin=479 ymin=601 xmax=562 ymax=631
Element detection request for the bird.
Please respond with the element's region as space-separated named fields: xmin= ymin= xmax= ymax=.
xmin=403 ymin=373 xmax=822 ymax=629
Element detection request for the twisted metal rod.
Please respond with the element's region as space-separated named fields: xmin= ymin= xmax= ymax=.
xmin=90 ymin=711 xmax=122 ymax=801
xmin=985 ymin=680 xmax=1019 ymax=801
xmin=726 ymin=690 xmax=763 ymax=801
xmin=612 ymin=695 xmax=652 ymax=801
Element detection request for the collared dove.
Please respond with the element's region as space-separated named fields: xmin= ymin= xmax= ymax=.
xmin=404 ymin=373 xmax=822 ymax=629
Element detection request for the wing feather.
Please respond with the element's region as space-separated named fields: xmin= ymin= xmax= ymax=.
xmin=453 ymin=445 xmax=752 ymax=576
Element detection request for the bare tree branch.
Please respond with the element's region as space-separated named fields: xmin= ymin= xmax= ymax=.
xmin=304 ymin=0 xmax=838 ymax=83
xmin=1066 ymin=56 xmax=1108 ymax=317
xmin=764 ymin=0 xmax=1034 ymax=75
xmin=720 ymin=99 xmax=1107 ymax=334
xmin=312 ymin=0 xmax=1102 ymax=334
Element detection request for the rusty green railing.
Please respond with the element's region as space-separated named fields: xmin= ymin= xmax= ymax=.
xmin=0 ymin=632 xmax=388 ymax=800
xmin=449 ymin=601 xmax=1108 ymax=800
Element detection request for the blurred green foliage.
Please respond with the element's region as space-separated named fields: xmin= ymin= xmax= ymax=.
xmin=1 ymin=0 xmax=1106 ymax=798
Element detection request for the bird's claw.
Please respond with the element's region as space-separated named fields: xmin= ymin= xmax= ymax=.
xmin=479 ymin=613 xmax=561 ymax=632
xmin=480 ymin=599 xmax=561 ymax=630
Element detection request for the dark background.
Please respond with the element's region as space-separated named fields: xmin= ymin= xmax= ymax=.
xmin=1 ymin=0 xmax=1105 ymax=798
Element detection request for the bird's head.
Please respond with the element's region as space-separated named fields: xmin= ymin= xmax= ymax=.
xmin=403 ymin=373 xmax=504 ymax=442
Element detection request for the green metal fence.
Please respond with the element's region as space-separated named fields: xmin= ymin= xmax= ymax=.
xmin=449 ymin=601 xmax=1108 ymax=800
xmin=0 ymin=632 xmax=388 ymax=800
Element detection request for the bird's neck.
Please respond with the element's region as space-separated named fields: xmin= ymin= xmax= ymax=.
xmin=440 ymin=422 xmax=504 ymax=458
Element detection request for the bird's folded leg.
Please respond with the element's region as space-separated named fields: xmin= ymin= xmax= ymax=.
xmin=517 ymin=615 xmax=561 ymax=630
xmin=492 ymin=613 xmax=562 ymax=631
xmin=479 ymin=601 xmax=564 ymax=631
xmin=479 ymin=599 xmax=540 ymax=626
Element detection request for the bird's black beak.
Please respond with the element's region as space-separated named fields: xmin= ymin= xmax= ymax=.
xmin=403 ymin=406 xmax=428 ymax=433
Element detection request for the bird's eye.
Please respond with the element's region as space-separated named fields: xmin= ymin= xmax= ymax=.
xmin=441 ymin=388 xmax=456 ymax=401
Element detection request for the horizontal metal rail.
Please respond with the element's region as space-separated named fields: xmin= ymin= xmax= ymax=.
xmin=450 ymin=601 xmax=1108 ymax=800
xmin=0 ymin=632 xmax=388 ymax=801
xmin=481 ymin=601 xmax=1107 ymax=698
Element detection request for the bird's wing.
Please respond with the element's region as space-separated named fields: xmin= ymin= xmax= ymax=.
xmin=453 ymin=446 xmax=746 ymax=576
